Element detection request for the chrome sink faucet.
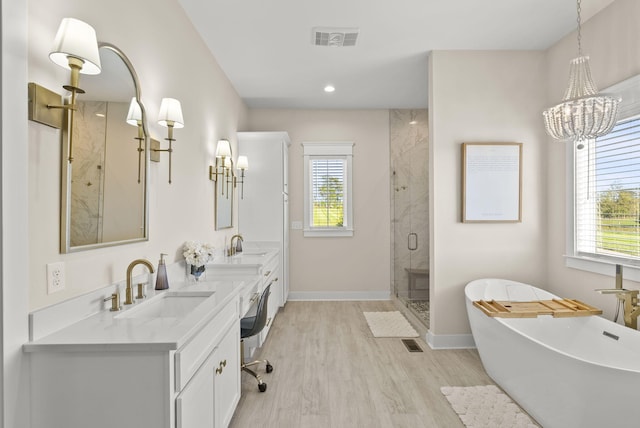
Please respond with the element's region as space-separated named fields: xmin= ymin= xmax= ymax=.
xmin=125 ymin=259 xmax=155 ymax=305
xmin=596 ymin=264 xmax=640 ymax=329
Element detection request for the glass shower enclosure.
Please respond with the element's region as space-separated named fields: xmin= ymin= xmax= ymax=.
xmin=390 ymin=109 xmax=429 ymax=327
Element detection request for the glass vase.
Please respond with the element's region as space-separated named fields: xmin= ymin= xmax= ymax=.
xmin=190 ymin=264 xmax=206 ymax=282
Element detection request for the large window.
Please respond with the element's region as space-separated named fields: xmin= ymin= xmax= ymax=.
xmin=303 ymin=142 xmax=354 ymax=237
xmin=575 ymin=117 xmax=640 ymax=262
xmin=572 ymin=74 xmax=640 ymax=268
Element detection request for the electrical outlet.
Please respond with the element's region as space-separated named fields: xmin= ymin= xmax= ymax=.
xmin=46 ymin=262 xmax=65 ymax=294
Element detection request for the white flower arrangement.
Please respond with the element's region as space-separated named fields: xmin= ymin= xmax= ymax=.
xmin=183 ymin=240 xmax=215 ymax=268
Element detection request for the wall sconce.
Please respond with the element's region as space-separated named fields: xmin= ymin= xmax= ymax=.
xmin=28 ymin=18 xmax=101 ymax=163
xmin=151 ymin=97 xmax=184 ymax=184
xmin=209 ymin=139 xmax=233 ymax=196
xmin=126 ymin=97 xmax=144 ymax=183
xmin=208 ymin=140 xmax=249 ymax=199
xmin=236 ymin=155 xmax=248 ymax=199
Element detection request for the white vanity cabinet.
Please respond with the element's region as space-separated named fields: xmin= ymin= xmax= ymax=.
xmin=213 ymin=319 xmax=241 ymax=428
xmin=259 ymin=255 xmax=280 ymax=342
xmin=26 ymin=285 xmax=243 ymax=428
xmin=208 ymin=250 xmax=280 ymax=357
xmin=177 ymin=317 xmax=240 ymax=428
xmin=237 ymin=131 xmax=290 ymax=307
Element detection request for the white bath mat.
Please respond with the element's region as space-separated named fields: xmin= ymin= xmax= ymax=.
xmin=363 ymin=311 xmax=418 ymax=337
xmin=441 ymin=385 xmax=539 ymax=428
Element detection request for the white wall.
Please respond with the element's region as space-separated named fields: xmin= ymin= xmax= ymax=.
xmin=3 ymin=1 xmax=30 ymax=426
xmin=428 ymin=51 xmax=548 ymax=339
xmin=546 ymin=0 xmax=640 ymax=316
xmin=27 ymin=0 xmax=248 ymax=310
xmin=248 ymin=110 xmax=391 ymax=298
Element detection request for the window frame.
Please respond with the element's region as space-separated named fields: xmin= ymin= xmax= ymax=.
xmin=566 ymin=73 xmax=640 ymax=281
xmin=302 ymin=141 xmax=354 ymax=237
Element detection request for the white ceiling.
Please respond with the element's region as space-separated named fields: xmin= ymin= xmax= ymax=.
xmin=178 ymin=0 xmax=616 ymax=109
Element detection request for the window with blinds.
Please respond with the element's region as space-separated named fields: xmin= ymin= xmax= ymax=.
xmin=311 ymin=158 xmax=345 ymax=227
xmin=575 ymin=116 xmax=640 ymax=261
xmin=302 ymin=141 xmax=354 ymax=237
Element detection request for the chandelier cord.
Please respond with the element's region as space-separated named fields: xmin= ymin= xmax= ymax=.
xmin=576 ymin=0 xmax=583 ymax=56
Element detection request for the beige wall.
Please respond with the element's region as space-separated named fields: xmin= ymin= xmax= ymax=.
xmin=546 ymin=0 xmax=640 ymax=316
xmin=27 ymin=0 xmax=248 ymax=310
xmin=429 ymin=51 xmax=548 ymax=337
xmin=248 ymin=110 xmax=391 ymax=297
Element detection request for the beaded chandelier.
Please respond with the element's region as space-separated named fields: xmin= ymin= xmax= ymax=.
xmin=543 ymin=0 xmax=619 ymax=143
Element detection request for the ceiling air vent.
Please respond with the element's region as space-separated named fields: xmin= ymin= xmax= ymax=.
xmin=312 ymin=27 xmax=359 ymax=47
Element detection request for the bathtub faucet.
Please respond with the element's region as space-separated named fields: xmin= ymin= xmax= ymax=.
xmin=595 ymin=264 xmax=640 ymax=329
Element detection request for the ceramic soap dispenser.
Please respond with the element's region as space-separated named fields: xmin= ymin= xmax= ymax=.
xmin=155 ymin=253 xmax=169 ymax=290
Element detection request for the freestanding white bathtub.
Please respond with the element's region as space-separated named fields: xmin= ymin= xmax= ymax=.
xmin=465 ymin=278 xmax=640 ymax=428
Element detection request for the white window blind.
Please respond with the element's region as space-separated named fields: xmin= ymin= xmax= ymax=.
xmin=311 ymin=158 xmax=345 ymax=227
xmin=575 ymin=116 xmax=640 ymax=261
xmin=302 ymin=141 xmax=354 ymax=237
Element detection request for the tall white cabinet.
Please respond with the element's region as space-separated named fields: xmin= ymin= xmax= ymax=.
xmin=237 ymin=131 xmax=290 ymax=307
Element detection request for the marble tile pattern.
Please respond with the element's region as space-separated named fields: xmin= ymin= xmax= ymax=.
xmin=70 ymin=100 xmax=107 ymax=246
xmin=390 ymin=109 xmax=429 ymax=301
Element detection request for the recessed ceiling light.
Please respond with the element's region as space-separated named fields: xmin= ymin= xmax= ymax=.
xmin=409 ymin=120 xmax=417 ymax=125
xmin=324 ymin=85 xmax=335 ymax=93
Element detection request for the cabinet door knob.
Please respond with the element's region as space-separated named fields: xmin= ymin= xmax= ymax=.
xmin=215 ymin=359 xmax=227 ymax=375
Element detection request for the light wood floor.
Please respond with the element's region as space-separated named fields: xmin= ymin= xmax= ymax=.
xmin=230 ymin=301 xmax=494 ymax=428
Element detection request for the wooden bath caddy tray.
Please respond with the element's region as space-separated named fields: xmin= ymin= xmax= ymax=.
xmin=473 ymin=299 xmax=602 ymax=318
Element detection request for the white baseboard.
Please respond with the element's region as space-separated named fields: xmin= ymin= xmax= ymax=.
xmin=426 ymin=332 xmax=476 ymax=350
xmin=287 ymin=291 xmax=391 ymax=301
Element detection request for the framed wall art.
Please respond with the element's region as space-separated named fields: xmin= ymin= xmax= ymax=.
xmin=462 ymin=142 xmax=522 ymax=223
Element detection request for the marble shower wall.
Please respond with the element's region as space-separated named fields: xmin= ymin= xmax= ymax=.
xmin=390 ymin=109 xmax=429 ymax=300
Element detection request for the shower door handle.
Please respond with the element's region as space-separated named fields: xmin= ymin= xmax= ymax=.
xmin=408 ymin=233 xmax=418 ymax=251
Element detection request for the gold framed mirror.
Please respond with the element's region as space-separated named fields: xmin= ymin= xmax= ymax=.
xmin=215 ymin=152 xmax=234 ymax=230
xmin=60 ymin=42 xmax=149 ymax=253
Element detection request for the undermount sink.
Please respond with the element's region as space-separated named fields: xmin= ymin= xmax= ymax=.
xmin=234 ymin=250 xmax=267 ymax=257
xmin=116 ymin=291 xmax=214 ymax=319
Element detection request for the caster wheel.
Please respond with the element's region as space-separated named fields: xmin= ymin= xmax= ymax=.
xmin=266 ymin=364 xmax=273 ymax=373
xmin=258 ymin=382 xmax=267 ymax=392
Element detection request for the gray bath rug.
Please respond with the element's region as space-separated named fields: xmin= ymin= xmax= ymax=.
xmin=440 ymin=385 xmax=540 ymax=428
xmin=363 ymin=311 xmax=418 ymax=337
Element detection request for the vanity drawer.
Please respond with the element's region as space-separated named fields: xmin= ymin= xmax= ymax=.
xmin=240 ymin=281 xmax=260 ymax=317
xmin=261 ymin=256 xmax=279 ymax=283
xmin=175 ymin=298 xmax=238 ymax=391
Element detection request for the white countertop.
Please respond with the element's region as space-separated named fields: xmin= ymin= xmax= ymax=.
xmin=23 ymin=278 xmax=254 ymax=353
xmin=208 ymin=248 xmax=278 ymax=268
xmin=24 ymin=247 xmax=279 ymax=354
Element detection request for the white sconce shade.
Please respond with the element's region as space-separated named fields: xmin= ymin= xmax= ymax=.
xmin=216 ymin=139 xmax=232 ymax=158
xmin=126 ymin=97 xmax=142 ymax=126
xmin=157 ymin=98 xmax=184 ymax=128
xmin=237 ymin=155 xmax=249 ymax=170
xmin=223 ymin=157 xmax=232 ymax=168
xmin=49 ymin=18 xmax=101 ymax=75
